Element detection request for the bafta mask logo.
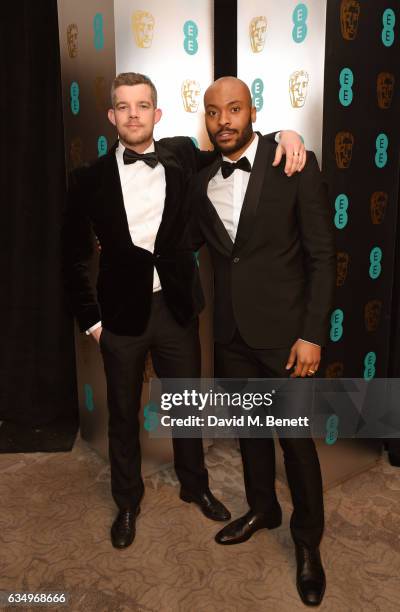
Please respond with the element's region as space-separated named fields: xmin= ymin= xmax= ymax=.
xmin=93 ymin=76 xmax=107 ymax=112
xmin=370 ymin=191 xmax=388 ymax=225
xmin=70 ymin=137 xmax=83 ymax=169
xmin=132 ymin=10 xmax=155 ymax=48
xmin=335 ymin=131 xmax=354 ymax=169
xmin=325 ymin=362 xmax=344 ymax=378
xmin=365 ymin=300 xmax=382 ymax=333
xmin=377 ymin=72 xmax=395 ymax=109
xmin=249 ymin=16 xmax=267 ymax=53
xmin=336 ymin=252 xmax=350 ymax=287
xmin=67 ymin=23 xmax=78 ymax=58
xmin=289 ymin=70 xmax=309 ymax=108
xmin=181 ymin=79 xmax=201 ymax=113
xmin=340 ymin=0 xmax=361 ymax=41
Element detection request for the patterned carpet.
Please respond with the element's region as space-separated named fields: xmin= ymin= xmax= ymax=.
xmin=1 ymin=437 xmax=399 ymax=612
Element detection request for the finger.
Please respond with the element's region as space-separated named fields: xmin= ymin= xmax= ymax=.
xmin=300 ymin=362 xmax=311 ymax=378
xmin=285 ymin=347 xmax=297 ymax=370
xmin=284 ymin=147 xmax=295 ymax=175
xmin=297 ymin=148 xmax=307 ymax=172
xmin=306 ymin=362 xmax=319 ymax=377
xmin=291 ymin=359 xmax=304 ymax=378
xmin=272 ymin=144 xmax=283 ymax=167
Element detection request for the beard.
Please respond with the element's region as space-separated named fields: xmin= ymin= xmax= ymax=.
xmin=207 ymin=118 xmax=253 ymax=155
xmin=118 ymin=124 xmax=153 ymax=150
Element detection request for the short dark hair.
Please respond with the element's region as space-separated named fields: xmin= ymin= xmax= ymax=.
xmin=111 ymin=72 xmax=158 ymax=107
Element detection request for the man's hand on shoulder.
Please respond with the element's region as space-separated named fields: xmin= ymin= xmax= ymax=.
xmin=272 ymin=130 xmax=306 ymax=176
xmin=285 ymin=339 xmax=321 ymax=378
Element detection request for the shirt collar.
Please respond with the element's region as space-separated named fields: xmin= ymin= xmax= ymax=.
xmin=221 ymin=133 xmax=259 ymax=167
xmin=116 ymin=140 xmax=156 ymax=163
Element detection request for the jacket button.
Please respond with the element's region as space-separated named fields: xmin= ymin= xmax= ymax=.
xmin=233 ymin=257 xmax=240 ymax=263
xmin=155 ymin=254 xmax=160 ymax=258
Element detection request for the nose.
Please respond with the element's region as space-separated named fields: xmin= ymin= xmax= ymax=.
xmin=128 ymin=106 xmax=139 ymax=118
xmin=218 ymin=110 xmax=230 ymax=127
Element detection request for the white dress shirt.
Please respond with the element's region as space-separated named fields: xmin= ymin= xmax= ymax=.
xmin=86 ymin=140 xmax=165 ymax=334
xmin=207 ymin=133 xmax=318 ymax=348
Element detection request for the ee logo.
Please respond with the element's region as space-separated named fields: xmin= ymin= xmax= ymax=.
xmin=325 ymin=414 xmax=339 ymax=445
xmin=251 ymin=79 xmax=264 ymax=111
xmin=97 ymin=136 xmax=108 ymax=157
xmin=70 ymin=81 xmax=80 ymax=115
xmin=84 ymin=384 xmax=95 ymax=412
xmin=93 ymin=13 xmax=105 ymax=50
xmin=334 ymin=194 xmax=349 ymax=229
xmin=369 ymin=247 xmax=382 ymax=279
xmin=363 ymin=352 xmax=376 ymax=380
xmin=183 ymin=20 xmax=198 ymax=55
xmin=292 ymin=4 xmax=308 ymax=43
xmin=375 ymin=133 xmax=388 ymax=168
xmin=144 ymin=402 xmax=159 ymax=432
xmin=382 ymin=9 xmax=395 ymax=47
xmin=330 ymin=309 xmax=344 ymax=342
xmin=339 ymin=68 xmax=353 ymax=107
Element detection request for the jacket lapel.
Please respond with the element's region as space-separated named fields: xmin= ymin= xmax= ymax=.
xmin=232 ymin=134 xmax=274 ymax=255
xmin=201 ymin=157 xmax=235 ymax=254
xmin=153 ymin=141 xmax=185 ymax=252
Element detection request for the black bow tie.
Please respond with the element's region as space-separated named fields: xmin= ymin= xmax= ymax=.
xmin=123 ymin=149 xmax=158 ymax=168
xmin=221 ymin=156 xmax=251 ymax=179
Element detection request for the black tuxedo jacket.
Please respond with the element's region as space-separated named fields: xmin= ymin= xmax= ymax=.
xmin=189 ymin=134 xmax=336 ymax=348
xmin=62 ymin=137 xmax=211 ymax=335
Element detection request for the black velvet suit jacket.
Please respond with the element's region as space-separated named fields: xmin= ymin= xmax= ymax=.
xmin=189 ymin=134 xmax=336 ymax=348
xmin=62 ymin=137 xmax=211 ymax=335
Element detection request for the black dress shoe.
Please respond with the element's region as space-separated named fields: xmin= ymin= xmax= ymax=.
xmin=295 ymin=544 xmax=326 ymax=606
xmin=215 ymin=508 xmax=282 ymax=545
xmin=180 ymin=489 xmax=231 ymax=521
xmin=111 ymin=507 xmax=140 ymax=549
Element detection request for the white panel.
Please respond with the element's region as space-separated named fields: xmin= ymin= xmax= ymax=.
xmin=237 ymin=1 xmax=327 ymax=164
xmin=114 ymin=0 xmax=213 ymax=148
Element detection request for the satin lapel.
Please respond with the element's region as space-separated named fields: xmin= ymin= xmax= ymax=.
xmin=154 ymin=141 xmax=185 ymax=252
xmin=100 ymin=143 xmax=133 ymax=244
xmin=201 ymin=157 xmax=234 ymax=254
xmin=232 ymin=136 xmax=274 ymax=255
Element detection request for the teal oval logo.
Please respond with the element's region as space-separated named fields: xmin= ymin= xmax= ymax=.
xmin=375 ymin=133 xmax=388 ymax=168
xmin=144 ymin=402 xmax=159 ymax=432
xmin=94 ymin=13 xmax=105 ymax=50
xmin=190 ymin=136 xmax=199 ymax=149
xmin=334 ymin=194 xmax=349 ymax=229
xmin=369 ymin=246 xmax=382 ymax=279
xmin=183 ymin=20 xmax=198 ymax=55
xmin=330 ymin=309 xmax=344 ymax=342
xmin=70 ymin=81 xmax=80 ymax=115
xmin=97 ymin=135 xmax=108 ymax=157
xmin=382 ymin=9 xmax=395 ymax=47
xmin=363 ymin=351 xmax=376 ymax=380
xmin=251 ymin=78 xmax=264 ymax=111
xmin=292 ymin=4 xmax=308 ymax=43
xmin=84 ymin=384 xmax=95 ymax=412
xmin=325 ymin=414 xmax=339 ymax=445
xmin=339 ymin=68 xmax=354 ymax=106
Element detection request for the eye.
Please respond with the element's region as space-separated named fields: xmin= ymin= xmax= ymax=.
xmin=207 ymin=110 xmax=217 ymax=117
xmin=231 ymin=106 xmax=241 ymax=112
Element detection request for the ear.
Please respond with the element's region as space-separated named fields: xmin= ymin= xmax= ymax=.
xmin=108 ymin=108 xmax=116 ymax=126
xmin=154 ymin=108 xmax=162 ymax=125
xmin=251 ymin=106 xmax=257 ymax=123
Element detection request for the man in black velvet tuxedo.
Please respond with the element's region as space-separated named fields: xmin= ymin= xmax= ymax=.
xmin=189 ymin=77 xmax=336 ymax=606
xmin=62 ymin=72 xmax=305 ymax=549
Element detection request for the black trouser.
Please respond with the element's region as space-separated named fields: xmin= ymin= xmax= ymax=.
xmin=100 ymin=291 xmax=209 ymax=511
xmin=215 ymin=329 xmax=324 ymax=549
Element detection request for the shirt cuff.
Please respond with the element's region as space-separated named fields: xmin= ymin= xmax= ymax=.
xmin=85 ymin=321 xmax=102 ymax=335
xmin=299 ymin=338 xmax=320 ymax=348
xmin=275 ymin=131 xmax=281 ymax=144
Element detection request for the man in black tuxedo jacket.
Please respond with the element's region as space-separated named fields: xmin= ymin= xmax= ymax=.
xmin=62 ymin=72 xmax=305 ymax=549
xmin=189 ymin=77 xmax=336 ymax=606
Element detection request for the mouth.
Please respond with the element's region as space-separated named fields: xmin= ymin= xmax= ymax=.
xmin=125 ymin=123 xmax=143 ymax=128
xmin=216 ymin=130 xmax=237 ymax=142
